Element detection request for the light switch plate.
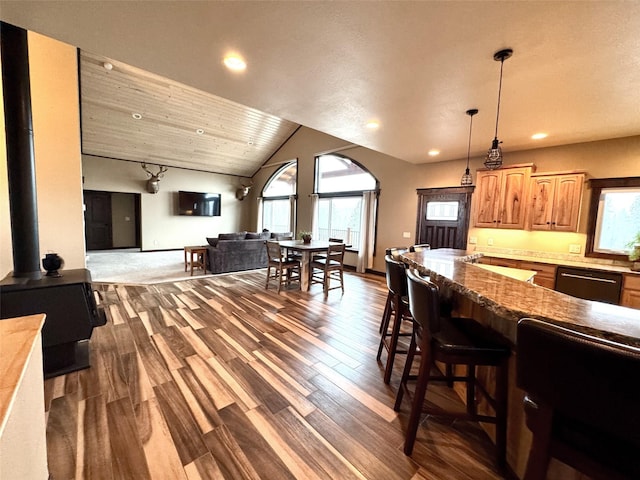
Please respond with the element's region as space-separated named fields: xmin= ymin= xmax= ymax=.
xmin=469 ymin=236 xmax=477 ymax=244
xmin=487 ymin=238 xmax=494 ymax=246
xmin=569 ymin=244 xmax=581 ymax=254
xmin=402 ymin=232 xmax=411 ymax=238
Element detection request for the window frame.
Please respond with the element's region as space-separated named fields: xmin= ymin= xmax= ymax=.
xmin=314 ymin=154 xmax=380 ymax=253
xmin=585 ymin=176 xmax=640 ymax=260
xmin=261 ymin=161 xmax=297 ymax=232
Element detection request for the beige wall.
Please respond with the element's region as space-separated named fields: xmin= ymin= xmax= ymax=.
xmin=251 ymin=127 xmax=640 ymax=273
xmin=82 ymin=155 xmax=249 ymax=250
xmin=1 ymin=32 xmax=85 ymax=277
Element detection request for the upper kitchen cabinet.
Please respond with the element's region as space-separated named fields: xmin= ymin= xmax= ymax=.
xmin=474 ymin=165 xmax=533 ymax=229
xmin=528 ymin=173 xmax=585 ymax=232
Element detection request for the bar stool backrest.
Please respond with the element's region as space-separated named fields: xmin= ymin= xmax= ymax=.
xmin=384 ymin=255 xmax=408 ymax=298
xmin=406 ymin=268 xmax=443 ymax=338
xmin=385 ymin=246 xmax=408 ymax=258
xmin=410 ymin=244 xmax=431 ymax=253
xmin=517 ymin=318 xmax=640 ymax=478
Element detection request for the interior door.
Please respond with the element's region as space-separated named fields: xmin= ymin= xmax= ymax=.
xmin=84 ymin=190 xmax=112 ymax=250
xmin=416 ymin=187 xmax=474 ymax=249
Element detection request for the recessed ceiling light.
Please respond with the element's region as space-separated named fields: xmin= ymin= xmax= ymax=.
xmin=532 ymin=133 xmax=548 ymax=140
xmin=132 ymin=113 xmax=142 ymax=120
xmin=196 ymin=128 xmax=204 ymax=135
xmin=428 ymin=149 xmax=440 ymax=156
xmin=103 ymin=62 xmax=113 ymax=71
xmin=223 ymin=54 xmax=247 ymax=72
xmin=366 ymin=121 xmax=380 ymax=129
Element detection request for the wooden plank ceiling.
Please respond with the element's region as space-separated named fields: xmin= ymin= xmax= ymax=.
xmin=80 ymin=51 xmax=299 ymax=177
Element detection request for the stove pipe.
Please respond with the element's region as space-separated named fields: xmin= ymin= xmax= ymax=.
xmin=1 ymin=21 xmax=42 ymax=279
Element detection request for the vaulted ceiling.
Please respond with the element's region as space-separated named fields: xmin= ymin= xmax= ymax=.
xmin=2 ymin=1 xmax=639 ymax=177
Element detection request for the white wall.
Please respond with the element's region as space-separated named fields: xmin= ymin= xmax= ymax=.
xmin=82 ymin=155 xmax=250 ymax=250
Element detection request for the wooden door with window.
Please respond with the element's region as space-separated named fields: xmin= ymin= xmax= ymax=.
xmin=416 ymin=187 xmax=474 ymax=249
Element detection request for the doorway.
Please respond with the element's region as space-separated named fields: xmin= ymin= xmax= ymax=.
xmin=415 ymin=186 xmax=474 ymax=249
xmin=84 ymin=190 xmax=141 ymax=250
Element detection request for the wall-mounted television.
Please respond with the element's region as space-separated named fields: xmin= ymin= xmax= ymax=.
xmin=178 ymin=191 xmax=221 ymax=216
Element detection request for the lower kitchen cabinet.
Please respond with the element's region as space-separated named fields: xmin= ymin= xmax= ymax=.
xmin=621 ymin=274 xmax=640 ymax=309
xmin=519 ymin=261 xmax=557 ymax=289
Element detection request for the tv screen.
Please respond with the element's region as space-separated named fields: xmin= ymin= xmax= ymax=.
xmin=178 ymin=191 xmax=221 ymax=216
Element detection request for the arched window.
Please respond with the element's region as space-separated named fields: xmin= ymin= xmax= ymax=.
xmin=314 ymin=154 xmax=378 ymax=251
xmin=261 ymin=161 xmax=297 ymax=233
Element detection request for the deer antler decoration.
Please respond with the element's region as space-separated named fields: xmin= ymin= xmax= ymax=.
xmin=235 ymin=179 xmax=254 ymax=201
xmin=141 ymin=163 xmax=168 ymax=194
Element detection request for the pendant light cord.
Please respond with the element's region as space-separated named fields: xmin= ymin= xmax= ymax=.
xmin=494 ymin=58 xmax=505 ymax=140
xmin=467 ymin=113 xmax=474 ymax=168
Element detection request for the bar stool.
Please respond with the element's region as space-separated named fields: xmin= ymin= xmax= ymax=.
xmin=394 ymin=268 xmax=511 ymax=467
xmin=377 ymin=255 xmax=413 ymax=384
xmin=517 ymin=318 xmax=640 ymax=480
xmin=379 ymin=247 xmax=409 ymax=334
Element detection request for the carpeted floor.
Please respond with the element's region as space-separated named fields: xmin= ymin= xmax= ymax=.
xmin=86 ymin=249 xmax=216 ymax=284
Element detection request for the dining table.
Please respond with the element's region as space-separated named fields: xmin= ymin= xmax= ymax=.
xmin=277 ymin=240 xmax=343 ymax=291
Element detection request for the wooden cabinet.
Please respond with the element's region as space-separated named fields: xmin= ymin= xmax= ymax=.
xmin=474 ymin=166 xmax=532 ymax=229
xmin=519 ymin=261 xmax=556 ymax=289
xmin=529 ymin=173 xmax=584 ymax=232
xmin=479 ymin=256 xmax=556 ymax=288
xmin=621 ymin=274 xmax=640 ymax=309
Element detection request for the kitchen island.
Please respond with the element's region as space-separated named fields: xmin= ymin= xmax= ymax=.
xmin=399 ymin=248 xmax=640 ymax=478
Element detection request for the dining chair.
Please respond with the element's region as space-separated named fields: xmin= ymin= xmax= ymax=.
xmin=394 ymin=268 xmax=511 ymax=467
xmin=265 ymin=240 xmax=301 ymax=293
xmin=517 ymin=318 xmax=640 ymax=480
xmin=309 ymin=243 xmax=345 ymax=296
xmin=377 ymin=255 xmax=413 ymax=384
xmin=312 ymin=238 xmax=343 ymax=261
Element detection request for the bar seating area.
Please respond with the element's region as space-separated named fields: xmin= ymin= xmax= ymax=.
xmin=517 ymin=318 xmax=640 ymax=480
xmin=393 ymin=267 xmax=511 ymax=468
xmin=264 ymin=240 xmax=301 ymax=292
xmin=377 ymin=254 xmax=413 ymax=384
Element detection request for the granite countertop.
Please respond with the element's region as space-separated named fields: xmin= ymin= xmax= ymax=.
xmin=401 ymin=249 xmax=640 ymax=348
xmin=475 ymin=249 xmax=639 ymax=275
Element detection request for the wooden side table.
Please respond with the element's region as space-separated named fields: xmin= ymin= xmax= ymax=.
xmin=184 ymin=246 xmax=208 ymax=275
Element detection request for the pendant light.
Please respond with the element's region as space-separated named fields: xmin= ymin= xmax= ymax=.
xmin=485 ymin=48 xmax=513 ymax=170
xmin=461 ymin=108 xmax=478 ymax=186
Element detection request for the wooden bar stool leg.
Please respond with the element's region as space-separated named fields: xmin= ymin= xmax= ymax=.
xmin=383 ymin=297 xmax=404 ymax=384
xmin=403 ymin=347 xmax=432 ymax=455
xmin=495 ymin=359 xmax=509 ymax=468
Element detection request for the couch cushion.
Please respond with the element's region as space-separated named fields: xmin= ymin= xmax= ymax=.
xmin=219 ymin=232 xmax=246 ymax=241
xmin=206 ymin=237 xmax=218 ymax=247
xmin=245 ymin=232 xmax=262 ymax=239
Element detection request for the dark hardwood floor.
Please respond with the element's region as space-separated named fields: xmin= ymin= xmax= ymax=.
xmin=44 ymin=270 xmax=506 ymax=479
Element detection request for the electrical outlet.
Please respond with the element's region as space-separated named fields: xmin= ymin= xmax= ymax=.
xmin=402 ymin=231 xmax=411 ymax=238
xmin=569 ymin=244 xmax=581 ymax=254
xmin=469 ymin=236 xmax=477 ymax=244
xmin=487 ymin=238 xmax=494 ymax=246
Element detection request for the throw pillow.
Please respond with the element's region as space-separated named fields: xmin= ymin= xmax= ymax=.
xmin=245 ymin=232 xmax=262 ymax=239
xmin=219 ymin=232 xmax=247 ymax=241
xmin=206 ymin=237 xmax=218 ymax=247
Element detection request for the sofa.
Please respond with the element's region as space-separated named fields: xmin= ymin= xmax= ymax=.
xmin=205 ymin=231 xmax=293 ymax=274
